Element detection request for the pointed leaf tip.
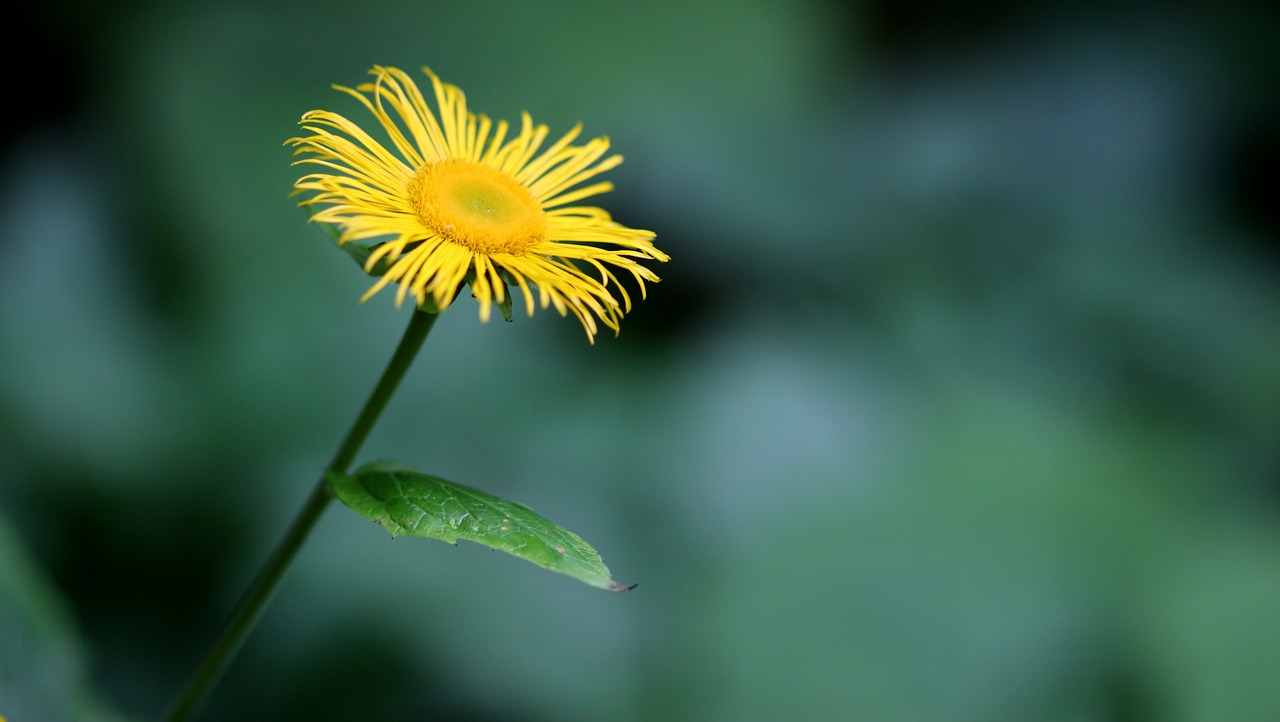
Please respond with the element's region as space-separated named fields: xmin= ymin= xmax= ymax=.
xmin=325 ymin=463 xmax=627 ymax=591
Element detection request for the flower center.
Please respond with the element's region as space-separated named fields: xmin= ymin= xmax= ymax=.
xmin=410 ymin=159 xmax=546 ymax=255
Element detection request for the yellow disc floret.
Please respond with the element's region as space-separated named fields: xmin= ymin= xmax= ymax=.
xmin=411 ymin=159 xmax=546 ymax=255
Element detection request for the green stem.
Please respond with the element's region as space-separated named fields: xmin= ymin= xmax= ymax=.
xmin=163 ymin=308 xmax=439 ymax=722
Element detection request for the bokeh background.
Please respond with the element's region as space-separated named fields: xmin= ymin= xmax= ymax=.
xmin=3 ymin=0 xmax=1279 ymax=720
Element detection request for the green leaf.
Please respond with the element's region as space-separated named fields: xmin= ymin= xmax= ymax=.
xmin=326 ymin=462 xmax=633 ymax=592
xmin=495 ymin=285 xmax=514 ymax=323
xmin=334 ymin=239 xmax=395 ymax=278
xmin=0 ymin=509 xmax=131 ymax=721
xmin=301 ymin=207 xmax=393 ymax=277
xmin=462 ymin=267 xmax=513 ymax=322
xmin=495 ymin=269 xmax=516 ymax=323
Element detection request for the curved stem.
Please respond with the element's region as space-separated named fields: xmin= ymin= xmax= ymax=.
xmin=164 ymin=308 xmax=439 ymax=722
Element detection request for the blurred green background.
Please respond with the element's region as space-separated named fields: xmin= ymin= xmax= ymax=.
xmin=3 ymin=0 xmax=1279 ymax=720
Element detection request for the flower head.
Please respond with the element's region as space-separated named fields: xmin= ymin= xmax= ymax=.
xmin=287 ymin=66 xmax=667 ymax=341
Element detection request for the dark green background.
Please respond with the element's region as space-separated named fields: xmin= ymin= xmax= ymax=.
xmin=2 ymin=1 xmax=1278 ymax=720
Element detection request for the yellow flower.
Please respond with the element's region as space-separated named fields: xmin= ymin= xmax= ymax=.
xmin=287 ymin=65 xmax=667 ymax=341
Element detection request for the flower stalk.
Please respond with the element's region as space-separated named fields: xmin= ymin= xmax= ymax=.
xmin=163 ymin=308 xmax=439 ymax=722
